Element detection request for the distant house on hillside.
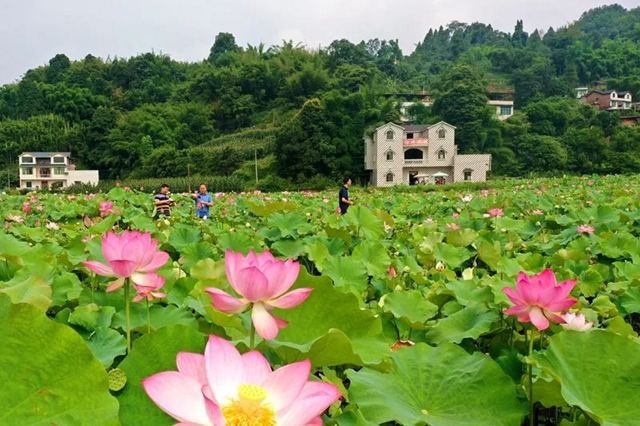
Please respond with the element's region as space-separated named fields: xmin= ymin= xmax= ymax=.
xmin=18 ymin=152 xmax=99 ymax=190
xmin=395 ymin=87 xmax=515 ymax=122
xmin=580 ymin=90 xmax=633 ymax=111
xmin=487 ymin=86 xmax=515 ymax=121
xmin=364 ymin=121 xmax=491 ymax=186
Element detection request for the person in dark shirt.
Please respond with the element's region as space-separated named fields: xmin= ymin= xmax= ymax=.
xmin=154 ymin=184 xmax=175 ymax=217
xmin=338 ymin=178 xmax=353 ymax=215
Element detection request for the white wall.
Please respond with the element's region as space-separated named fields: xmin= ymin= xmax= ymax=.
xmin=66 ymin=170 xmax=99 ymax=186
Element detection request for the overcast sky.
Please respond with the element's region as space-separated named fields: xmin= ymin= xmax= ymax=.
xmin=1 ymin=0 xmax=638 ymax=85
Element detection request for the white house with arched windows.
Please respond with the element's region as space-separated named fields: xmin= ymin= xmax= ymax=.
xmin=363 ymin=121 xmax=491 ymax=186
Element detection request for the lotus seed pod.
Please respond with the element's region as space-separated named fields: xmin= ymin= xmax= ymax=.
xmin=108 ymin=368 xmax=127 ymax=391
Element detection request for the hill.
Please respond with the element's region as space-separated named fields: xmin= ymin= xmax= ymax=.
xmin=1 ymin=4 xmax=640 ymax=189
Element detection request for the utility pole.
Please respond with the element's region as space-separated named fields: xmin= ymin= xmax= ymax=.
xmin=187 ymin=164 xmax=192 ymax=193
xmin=254 ymin=150 xmax=258 ymax=185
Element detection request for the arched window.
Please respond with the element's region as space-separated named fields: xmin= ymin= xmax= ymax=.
xmin=386 ymin=151 xmax=394 ymax=161
xmin=404 ymin=149 xmax=424 ymax=160
xmin=438 ymin=129 xmax=446 ymax=138
xmin=386 ymin=130 xmax=394 ymax=140
xmin=386 ymin=172 xmax=394 ymax=182
xmin=438 ymin=149 xmax=446 ymax=160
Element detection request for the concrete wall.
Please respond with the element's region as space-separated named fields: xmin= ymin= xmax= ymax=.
xmin=67 ymin=170 xmax=99 ymax=186
xmin=453 ymin=154 xmax=492 ymax=182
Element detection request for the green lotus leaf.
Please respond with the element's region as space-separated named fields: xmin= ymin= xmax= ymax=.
xmin=268 ymin=211 xmax=313 ymax=238
xmin=347 ymin=343 xmax=524 ymax=425
xmin=272 ymin=268 xmax=390 ymax=367
xmin=180 ymin=241 xmax=216 ymax=271
xmin=69 ymin=303 xmax=116 ymax=331
xmin=0 ymin=294 xmax=119 ymax=425
xmin=168 ymin=225 xmax=202 ymax=251
xmin=352 ymin=241 xmax=391 ymax=277
xmin=426 ymin=302 xmax=499 ymax=345
xmin=446 ymin=228 xmax=478 ymax=247
xmin=380 ymin=290 xmax=439 ymax=327
xmin=117 ymin=325 xmax=206 ymax=426
xmin=112 ymin=303 xmax=198 ymax=332
xmin=477 ymin=239 xmax=503 ymax=271
xmin=271 ymin=238 xmax=306 ymax=259
xmin=619 ymin=285 xmax=640 ymax=315
xmin=0 ymin=274 xmax=51 ymax=312
xmin=532 ymin=330 xmax=640 ymax=426
xmin=83 ymin=326 xmax=127 ymax=368
xmin=321 ymin=255 xmax=369 ymax=298
xmin=51 ymin=272 xmax=84 ymax=306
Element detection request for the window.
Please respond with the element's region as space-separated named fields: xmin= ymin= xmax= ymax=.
xmin=464 ymin=170 xmax=472 ymax=181
xmin=406 ymin=132 xmax=414 ymax=139
xmin=386 ymin=151 xmax=394 ymax=161
xmin=500 ymin=106 xmax=512 ymax=116
xmin=437 ymin=149 xmax=446 ymax=160
xmin=26 ymin=181 xmax=32 ymax=188
xmin=438 ymin=129 xmax=446 ymax=138
xmin=54 ymin=167 xmax=66 ymax=175
xmin=386 ymin=173 xmax=394 ymax=182
xmin=21 ymin=157 xmax=34 ymax=164
xmin=386 ymin=130 xmax=394 ymax=140
xmin=53 ymin=156 xmax=65 ymax=164
xmin=404 ymin=149 xmax=424 ymax=160
xmin=21 ymin=167 xmax=33 ymax=175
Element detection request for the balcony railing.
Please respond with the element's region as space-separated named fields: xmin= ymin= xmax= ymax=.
xmin=403 ymin=138 xmax=428 ymax=146
xmin=404 ymin=159 xmax=426 ymax=166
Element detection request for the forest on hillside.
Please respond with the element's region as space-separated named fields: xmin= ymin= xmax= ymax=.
xmin=1 ymin=3 xmax=640 ymax=189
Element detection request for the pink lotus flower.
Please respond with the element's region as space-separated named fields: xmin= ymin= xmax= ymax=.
xmin=446 ymin=223 xmax=459 ymax=230
xmin=488 ymin=208 xmax=503 ymax=217
xmin=7 ymin=213 xmax=23 ymax=223
xmin=36 ymin=204 xmax=44 ymax=211
xmin=82 ymin=231 xmax=170 ymax=292
xmin=577 ymin=224 xmax=595 ymax=235
xmin=143 ymin=335 xmax=340 ymax=425
xmin=22 ymin=202 xmax=31 ymax=214
xmin=83 ymin=216 xmax=94 ymax=228
xmin=480 ymin=189 xmax=490 ymax=197
xmin=452 ymin=212 xmax=459 ymax=218
xmin=132 ymin=273 xmax=167 ymax=302
xmin=205 ymin=250 xmax=312 ymax=340
xmin=531 ymin=209 xmax=544 ymax=215
xmin=388 ymin=266 xmax=397 ymax=278
xmin=99 ymin=201 xmax=115 ymax=217
xmin=503 ymin=269 xmax=577 ymax=331
xmin=560 ymin=312 xmax=594 ymax=331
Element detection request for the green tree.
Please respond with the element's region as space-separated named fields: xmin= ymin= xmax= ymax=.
xmin=432 ymin=64 xmax=491 ymax=152
xmin=516 ymin=134 xmax=567 ymax=173
xmin=274 ymin=99 xmax=335 ymax=179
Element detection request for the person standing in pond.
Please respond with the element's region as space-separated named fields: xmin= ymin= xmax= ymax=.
xmin=154 ymin=184 xmax=175 ymax=217
xmin=191 ymin=184 xmax=213 ymax=219
xmin=339 ymin=178 xmax=353 ymax=215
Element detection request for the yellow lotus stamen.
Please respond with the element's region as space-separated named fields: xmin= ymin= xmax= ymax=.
xmin=222 ymin=384 xmax=276 ymax=426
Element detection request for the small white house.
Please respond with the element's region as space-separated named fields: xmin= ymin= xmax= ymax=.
xmin=18 ymin=152 xmax=99 ymax=189
xmin=364 ymin=121 xmax=492 ymax=187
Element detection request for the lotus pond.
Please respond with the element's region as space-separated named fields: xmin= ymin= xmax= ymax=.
xmin=1 ymin=175 xmax=640 ymax=425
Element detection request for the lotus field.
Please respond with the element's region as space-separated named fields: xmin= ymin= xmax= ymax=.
xmin=2 ymin=175 xmax=640 ymax=426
